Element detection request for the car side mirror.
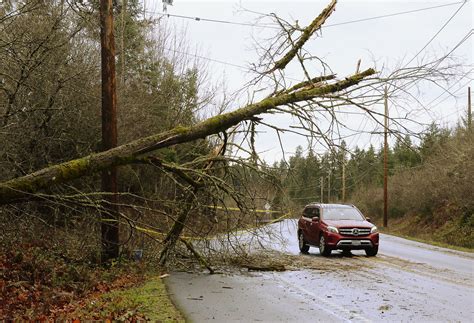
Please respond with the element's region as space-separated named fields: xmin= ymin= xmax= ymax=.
xmin=312 ymin=216 xmax=319 ymax=222
xmin=366 ymin=217 xmax=371 ymax=223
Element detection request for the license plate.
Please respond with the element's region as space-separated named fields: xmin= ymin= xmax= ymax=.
xmin=353 ymin=240 xmax=361 ymax=246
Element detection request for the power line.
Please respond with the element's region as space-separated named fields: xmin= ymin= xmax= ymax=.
xmin=163 ymin=47 xmax=303 ymax=82
xmin=164 ymin=47 xmax=247 ymax=70
xmin=324 ymin=1 xmax=466 ymax=28
xmin=158 ymin=3 xmax=471 ymax=135
xmin=147 ymin=1 xmax=466 ymax=31
xmin=153 ymin=12 xmax=279 ymax=29
xmin=436 ymin=79 xmax=474 ymax=121
xmin=404 ymin=29 xmax=474 ymax=120
xmin=404 ymin=0 xmax=468 ymax=67
xmin=439 ymin=28 xmax=474 ymax=61
xmin=391 ymin=28 xmax=473 ymax=112
xmin=427 ymin=66 xmax=474 ymax=108
xmin=158 ymin=3 xmax=471 ymax=82
xmin=404 ymin=31 xmax=473 ymax=118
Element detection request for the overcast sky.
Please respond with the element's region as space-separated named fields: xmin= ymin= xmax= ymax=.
xmin=145 ymin=0 xmax=473 ymax=162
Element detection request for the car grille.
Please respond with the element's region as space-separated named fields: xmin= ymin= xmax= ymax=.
xmin=339 ymin=228 xmax=371 ymax=236
xmin=337 ymin=239 xmax=372 ymax=247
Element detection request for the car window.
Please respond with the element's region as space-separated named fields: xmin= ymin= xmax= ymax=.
xmin=303 ymin=207 xmax=320 ymax=218
xmin=311 ymin=208 xmax=320 ymax=217
xmin=323 ymin=207 xmax=364 ymax=221
xmin=303 ymin=208 xmax=311 ymax=217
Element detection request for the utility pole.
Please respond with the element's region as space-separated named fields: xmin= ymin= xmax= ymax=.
xmin=320 ymin=176 xmax=324 ymax=203
xmin=100 ymin=0 xmax=119 ymax=262
xmin=383 ymin=86 xmax=389 ymax=228
xmin=327 ymin=171 xmax=331 ymax=203
xmin=468 ymin=86 xmax=472 ymax=131
xmin=120 ymin=0 xmax=126 ymax=85
xmin=342 ymin=162 xmax=346 ymax=202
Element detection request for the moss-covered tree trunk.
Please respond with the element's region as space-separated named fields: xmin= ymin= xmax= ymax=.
xmin=0 ymin=68 xmax=375 ymax=205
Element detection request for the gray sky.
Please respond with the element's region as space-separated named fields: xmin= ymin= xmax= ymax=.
xmin=145 ymin=0 xmax=473 ymax=162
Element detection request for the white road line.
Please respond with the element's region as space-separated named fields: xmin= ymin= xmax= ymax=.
xmin=274 ymin=273 xmax=373 ymax=323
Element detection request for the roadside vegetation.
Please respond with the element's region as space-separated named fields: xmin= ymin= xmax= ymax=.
xmin=0 ymin=0 xmax=208 ymax=319
xmin=63 ymin=276 xmax=184 ymax=321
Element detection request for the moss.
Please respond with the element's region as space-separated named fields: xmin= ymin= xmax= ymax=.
xmin=173 ymin=125 xmax=190 ymax=134
xmin=57 ymin=158 xmax=90 ymax=180
xmin=203 ymin=113 xmax=232 ymax=128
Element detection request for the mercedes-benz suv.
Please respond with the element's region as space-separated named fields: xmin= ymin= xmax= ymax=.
xmin=297 ymin=203 xmax=379 ymax=256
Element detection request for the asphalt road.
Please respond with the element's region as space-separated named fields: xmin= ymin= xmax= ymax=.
xmin=165 ymin=219 xmax=474 ymax=322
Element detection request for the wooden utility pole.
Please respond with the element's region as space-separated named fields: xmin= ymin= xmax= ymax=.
xmin=383 ymin=86 xmax=389 ymax=228
xmin=120 ymin=0 xmax=126 ymax=85
xmin=320 ymin=176 xmax=324 ymax=203
xmin=468 ymin=86 xmax=472 ymax=131
xmin=100 ymin=0 xmax=119 ymax=262
xmin=327 ymin=171 xmax=331 ymax=203
xmin=342 ymin=162 xmax=346 ymax=202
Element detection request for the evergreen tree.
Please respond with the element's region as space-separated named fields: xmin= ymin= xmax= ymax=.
xmin=393 ymin=135 xmax=420 ymax=169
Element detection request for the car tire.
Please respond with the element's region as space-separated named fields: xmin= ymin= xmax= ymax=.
xmin=319 ymin=235 xmax=332 ymax=257
xmin=298 ymin=231 xmax=310 ymax=253
xmin=365 ymin=246 xmax=378 ymax=257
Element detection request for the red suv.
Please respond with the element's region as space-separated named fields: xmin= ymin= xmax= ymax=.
xmin=298 ymin=203 xmax=379 ymax=256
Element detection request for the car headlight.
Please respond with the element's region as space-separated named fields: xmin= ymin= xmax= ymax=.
xmin=327 ymin=226 xmax=339 ymax=233
xmin=371 ymin=226 xmax=378 ymax=233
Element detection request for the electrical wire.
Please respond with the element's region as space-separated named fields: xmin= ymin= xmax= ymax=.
xmin=147 ymin=1 xmax=466 ymax=31
xmin=439 ymin=28 xmax=474 ymax=62
xmin=156 ymin=2 xmax=471 ymax=161
xmin=164 ymin=47 xmax=247 ymax=70
xmin=153 ymin=12 xmax=279 ymax=29
xmin=158 ymin=3 xmax=471 ymax=85
xmin=325 ymin=1 xmax=466 ymax=28
xmin=427 ymin=66 xmax=474 ymax=109
xmin=404 ymin=0 xmax=468 ymax=67
xmin=436 ymin=79 xmax=473 ymax=121
xmin=389 ymin=28 xmax=473 ymax=121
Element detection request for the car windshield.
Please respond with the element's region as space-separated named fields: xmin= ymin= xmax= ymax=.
xmin=323 ymin=207 xmax=364 ymax=221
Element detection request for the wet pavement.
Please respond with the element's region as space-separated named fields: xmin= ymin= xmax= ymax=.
xmin=165 ymin=220 xmax=474 ymax=322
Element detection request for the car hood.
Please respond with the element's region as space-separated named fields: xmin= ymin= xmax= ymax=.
xmin=323 ymin=219 xmax=373 ymax=228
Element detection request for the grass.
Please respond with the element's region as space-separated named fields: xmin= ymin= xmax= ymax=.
xmin=70 ymin=275 xmax=185 ymax=321
xmin=371 ymin=206 xmax=473 ymax=253
xmin=379 ymin=228 xmax=474 ymax=253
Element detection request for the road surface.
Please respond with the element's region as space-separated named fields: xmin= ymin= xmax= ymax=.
xmin=166 ymin=219 xmax=474 ymax=322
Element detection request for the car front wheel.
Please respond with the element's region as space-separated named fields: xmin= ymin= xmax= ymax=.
xmin=365 ymin=246 xmax=378 ymax=257
xmin=298 ymin=231 xmax=310 ymax=253
xmin=319 ymin=235 xmax=332 ymax=257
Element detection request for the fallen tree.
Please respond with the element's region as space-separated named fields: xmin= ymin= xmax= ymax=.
xmin=0 ymin=67 xmax=374 ymax=205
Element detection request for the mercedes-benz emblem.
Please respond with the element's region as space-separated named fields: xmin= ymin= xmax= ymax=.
xmin=352 ymin=228 xmax=359 ymax=236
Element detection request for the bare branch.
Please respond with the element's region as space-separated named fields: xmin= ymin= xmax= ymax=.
xmin=268 ymin=0 xmax=337 ymax=73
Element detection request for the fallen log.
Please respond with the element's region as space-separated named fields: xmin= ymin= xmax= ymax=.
xmin=0 ymin=68 xmax=375 ymax=205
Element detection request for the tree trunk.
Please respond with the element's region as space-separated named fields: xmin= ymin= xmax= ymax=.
xmin=0 ymin=68 xmax=375 ymax=206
